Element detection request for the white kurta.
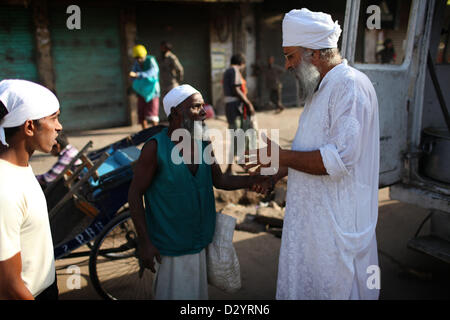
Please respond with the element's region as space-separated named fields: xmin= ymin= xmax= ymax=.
xmin=276 ymin=60 xmax=380 ymax=300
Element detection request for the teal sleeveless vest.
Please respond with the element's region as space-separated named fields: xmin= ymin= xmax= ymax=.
xmin=143 ymin=128 xmax=216 ymax=256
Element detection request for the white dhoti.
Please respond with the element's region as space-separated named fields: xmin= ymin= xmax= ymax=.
xmin=153 ymin=249 xmax=208 ymax=300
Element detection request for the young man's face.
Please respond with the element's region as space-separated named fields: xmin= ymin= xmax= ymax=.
xmin=33 ymin=110 xmax=63 ymax=153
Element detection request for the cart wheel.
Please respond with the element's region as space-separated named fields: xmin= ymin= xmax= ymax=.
xmin=89 ymin=211 xmax=154 ymax=300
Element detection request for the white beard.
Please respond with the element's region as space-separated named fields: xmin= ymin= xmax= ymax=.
xmin=193 ymin=121 xmax=207 ymax=140
xmin=292 ymin=60 xmax=321 ymax=105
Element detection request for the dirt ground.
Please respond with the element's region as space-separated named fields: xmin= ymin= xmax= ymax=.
xmin=30 ymin=107 xmax=450 ymax=300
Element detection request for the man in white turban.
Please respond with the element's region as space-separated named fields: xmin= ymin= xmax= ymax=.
xmin=247 ymin=9 xmax=380 ymax=299
xmin=0 ymin=79 xmax=62 ymax=299
xmin=128 ymin=84 xmax=269 ymax=299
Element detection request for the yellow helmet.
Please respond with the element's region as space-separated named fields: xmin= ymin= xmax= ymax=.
xmin=132 ymin=44 xmax=147 ymax=58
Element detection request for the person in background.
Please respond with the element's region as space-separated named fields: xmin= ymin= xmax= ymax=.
xmin=239 ymin=74 xmax=258 ymax=156
xmin=0 ymin=79 xmax=62 ymax=300
xmin=130 ymin=44 xmax=161 ymax=129
xmin=36 ymin=130 xmax=81 ymax=188
xmin=264 ymin=56 xmax=285 ymax=113
xmin=222 ymin=53 xmax=256 ymax=175
xmin=158 ymin=41 xmax=184 ymax=99
xmin=376 ymin=38 xmax=396 ymax=64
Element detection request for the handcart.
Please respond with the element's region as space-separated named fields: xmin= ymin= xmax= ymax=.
xmin=45 ymin=125 xmax=165 ymax=300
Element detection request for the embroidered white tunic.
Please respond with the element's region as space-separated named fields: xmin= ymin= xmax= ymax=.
xmin=276 ymin=60 xmax=380 ymax=300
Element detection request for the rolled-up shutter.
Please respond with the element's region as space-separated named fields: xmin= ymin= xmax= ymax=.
xmin=0 ymin=6 xmax=38 ymax=82
xmin=49 ymin=5 xmax=126 ymax=130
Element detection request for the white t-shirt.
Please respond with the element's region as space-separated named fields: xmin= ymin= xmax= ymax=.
xmin=0 ymin=159 xmax=55 ymax=297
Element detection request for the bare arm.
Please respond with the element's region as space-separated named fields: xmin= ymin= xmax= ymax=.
xmin=208 ymin=144 xmax=270 ymax=193
xmin=128 ymin=140 xmax=161 ymax=272
xmin=0 ymin=253 xmax=34 ymax=300
xmin=272 ymin=166 xmax=288 ymax=182
xmin=211 ymin=161 xmax=264 ymax=190
xmin=234 ymin=86 xmax=255 ymax=114
xmin=172 ymin=56 xmax=184 ymax=83
xmin=245 ymin=134 xmax=327 ymax=177
xmin=279 ymin=149 xmax=327 ymax=176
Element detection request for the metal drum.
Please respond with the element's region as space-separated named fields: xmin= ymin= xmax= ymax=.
xmin=421 ymin=127 xmax=450 ymax=184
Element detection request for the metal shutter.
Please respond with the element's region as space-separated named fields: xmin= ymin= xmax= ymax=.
xmin=49 ymin=5 xmax=126 ymax=130
xmin=0 ymin=6 xmax=38 ymax=82
xmin=136 ymin=2 xmax=211 ymax=117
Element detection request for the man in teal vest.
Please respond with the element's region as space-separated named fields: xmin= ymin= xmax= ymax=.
xmin=128 ymin=84 xmax=271 ymax=300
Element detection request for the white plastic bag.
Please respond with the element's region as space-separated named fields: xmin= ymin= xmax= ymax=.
xmin=206 ymin=213 xmax=241 ymax=293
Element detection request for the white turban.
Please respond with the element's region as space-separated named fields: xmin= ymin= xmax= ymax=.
xmin=163 ymin=84 xmax=200 ymax=117
xmin=0 ymin=79 xmax=60 ymax=146
xmin=282 ymin=8 xmax=342 ymax=49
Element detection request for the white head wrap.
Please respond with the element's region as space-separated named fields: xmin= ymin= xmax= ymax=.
xmin=282 ymin=8 xmax=342 ymax=49
xmin=0 ymin=79 xmax=60 ymax=146
xmin=163 ymin=84 xmax=200 ymax=117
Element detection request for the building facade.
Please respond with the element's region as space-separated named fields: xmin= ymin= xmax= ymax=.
xmin=0 ymin=0 xmax=361 ymax=130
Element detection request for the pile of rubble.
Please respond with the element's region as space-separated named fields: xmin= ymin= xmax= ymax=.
xmin=214 ymin=177 xmax=287 ymax=237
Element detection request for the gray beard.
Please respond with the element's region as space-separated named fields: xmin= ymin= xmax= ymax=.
xmin=292 ymin=60 xmax=321 ymax=105
xmin=182 ymin=111 xmax=206 ymax=140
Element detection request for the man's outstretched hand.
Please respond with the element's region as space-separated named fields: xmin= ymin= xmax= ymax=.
xmin=244 ymin=132 xmax=281 ymax=175
xmin=249 ymin=174 xmax=275 ymax=195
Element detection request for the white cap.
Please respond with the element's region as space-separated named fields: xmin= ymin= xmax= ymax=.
xmin=162 ymin=84 xmax=200 ymax=117
xmin=0 ymin=79 xmax=60 ymax=146
xmin=282 ymin=8 xmax=342 ymax=49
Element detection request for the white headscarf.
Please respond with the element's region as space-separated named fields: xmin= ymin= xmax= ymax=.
xmin=0 ymin=79 xmax=60 ymax=146
xmin=163 ymin=84 xmax=200 ymax=117
xmin=282 ymin=8 xmax=342 ymax=49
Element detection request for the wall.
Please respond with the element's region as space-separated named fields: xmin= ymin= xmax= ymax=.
xmin=119 ymin=7 xmax=137 ymax=126
xmin=0 ymin=4 xmax=39 ymax=82
xmin=242 ymin=3 xmax=257 ymax=103
xmin=209 ymin=3 xmax=259 ymax=116
xmin=209 ymin=9 xmax=233 ymax=116
xmin=136 ymin=2 xmax=211 ymax=121
xmin=49 ymin=4 xmax=127 ymax=131
xmin=32 ymin=0 xmax=55 ymax=91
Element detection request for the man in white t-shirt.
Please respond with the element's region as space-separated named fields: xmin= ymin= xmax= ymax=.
xmin=0 ymin=79 xmax=62 ymax=300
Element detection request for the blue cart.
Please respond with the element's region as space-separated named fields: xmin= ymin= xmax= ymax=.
xmin=45 ymin=125 xmax=165 ymax=300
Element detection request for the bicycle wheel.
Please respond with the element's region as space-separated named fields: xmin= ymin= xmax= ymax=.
xmin=89 ymin=211 xmax=154 ymax=300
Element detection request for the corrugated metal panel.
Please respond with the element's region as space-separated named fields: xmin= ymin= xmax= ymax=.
xmin=136 ymin=3 xmax=211 ymax=104
xmin=49 ymin=6 xmax=126 ymax=131
xmin=0 ymin=6 xmax=38 ymax=82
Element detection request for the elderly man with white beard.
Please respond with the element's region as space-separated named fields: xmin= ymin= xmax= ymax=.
xmin=246 ymin=9 xmax=380 ymax=300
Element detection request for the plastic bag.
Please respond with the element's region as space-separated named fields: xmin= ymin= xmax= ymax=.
xmin=206 ymin=213 xmax=241 ymax=293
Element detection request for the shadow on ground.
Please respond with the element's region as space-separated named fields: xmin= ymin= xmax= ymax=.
xmin=57 ymin=198 xmax=450 ymax=300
